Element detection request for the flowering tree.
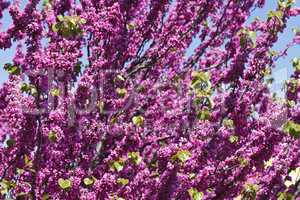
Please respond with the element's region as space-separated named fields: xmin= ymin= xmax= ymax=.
xmin=1 ymin=0 xmax=300 ymax=199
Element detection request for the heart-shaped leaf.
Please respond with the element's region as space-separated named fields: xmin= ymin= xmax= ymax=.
xmin=58 ymin=178 xmax=72 ymax=190
xmin=116 ymin=88 xmax=127 ymax=98
xmin=48 ymin=130 xmax=57 ymax=142
xmin=172 ymin=150 xmax=192 ymax=163
xmin=132 ymin=115 xmax=144 ymax=127
xmin=83 ymin=177 xmax=96 ymax=186
xmin=128 ymin=152 xmax=142 ymax=165
xmin=117 ymin=178 xmax=129 ymax=186
xmin=110 ymin=159 xmax=124 ymax=172
xmin=188 ymin=188 xmax=203 ymax=200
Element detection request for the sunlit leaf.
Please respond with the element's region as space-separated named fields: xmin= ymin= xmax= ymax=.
xmin=83 ymin=177 xmax=96 ymax=186
xmin=117 ymin=178 xmax=129 ymax=186
xmin=128 ymin=152 xmax=142 ymax=165
xmin=229 ymin=135 xmax=239 ymax=144
xmin=277 ymin=192 xmax=294 ymax=200
xmin=110 ymin=159 xmax=125 ymax=172
xmin=48 ymin=130 xmax=57 ymax=142
xmin=282 ymin=120 xmax=300 ymax=138
xmin=4 ymin=63 xmax=21 ymax=75
xmin=116 ymin=88 xmax=127 ymax=98
xmin=58 ymin=178 xmax=72 ymax=190
xmin=197 ymin=109 xmax=210 ymax=120
xmin=172 ymin=150 xmax=192 ymax=163
xmin=50 ymin=88 xmax=60 ymax=97
xmin=132 ymin=115 xmax=144 ymax=127
xmin=188 ymin=188 xmax=203 ymax=200
xmin=264 ymin=157 xmax=274 ymax=169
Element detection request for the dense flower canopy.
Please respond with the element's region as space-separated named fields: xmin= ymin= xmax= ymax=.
xmin=1 ymin=0 xmax=300 ymax=199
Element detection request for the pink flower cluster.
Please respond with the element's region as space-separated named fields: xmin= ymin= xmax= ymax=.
xmin=0 ymin=0 xmax=300 ymax=199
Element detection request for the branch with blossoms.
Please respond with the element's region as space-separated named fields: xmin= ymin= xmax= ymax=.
xmin=0 ymin=0 xmax=300 ymax=200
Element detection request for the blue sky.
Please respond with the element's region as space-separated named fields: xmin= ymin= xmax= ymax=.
xmin=0 ymin=0 xmax=300 ymax=95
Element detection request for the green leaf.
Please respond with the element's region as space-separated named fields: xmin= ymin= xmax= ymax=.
xmin=207 ymin=97 xmax=214 ymax=109
xmin=268 ymin=10 xmax=283 ymax=24
xmin=128 ymin=152 xmax=142 ymax=165
xmin=16 ymin=168 xmax=25 ymax=175
xmin=116 ymin=88 xmax=127 ymax=98
xmin=58 ymin=178 xmax=72 ymax=190
xmin=74 ymin=62 xmax=82 ymax=75
xmin=0 ymin=179 xmax=16 ymax=195
xmin=203 ymin=20 xmax=209 ymax=27
xmin=117 ymin=178 xmax=129 ymax=186
xmin=287 ymin=78 xmax=299 ymax=93
xmin=292 ymin=27 xmax=299 ymax=34
xmin=191 ymin=71 xmax=210 ymax=85
xmin=24 ymin=154 xmax=33 ymax=167
xmin=136 ymin=85 xmax=145 ymax=93
xmin=57 ymin=15 xmax=64 ymax=22
xmin=127 ymin=23 xmax=136 ymax=30
xmin=223 ymin=119 xmax=234 ymax=128
xmin=50 ymin=88 xmax=60 ymax=97
xmin=61 ymin=27 xmax=72 ymax=38
xmin=48 ymin=130 xmax=57 ymax=142
xmin=264 ymin=157 xmax=274 ymax=169
xmin=286 ymin=100 xmax=295 ymax=108
xmin=132 ymin=115 xmax=144 ymax=127
xmin=109 ymin=196 xmax=125 ymax=200
xmin=276 ymin=11 xmax=284 ymax=23
xmin=110 ymin=116 xmax=118 ymax=124
xmin=79 ymin=18 xmax=87 ymax=24
xmin=6 ymin=138 xmax=16 ymax=148
xmin=292 ymin=57 xmax=300 ymax=71
xmin=116 ymin=74 xmax=125 ymax=82
xmin=188 ymin=188 xmax=203 ymax=200
xmin=276 ymin=10 xmax=284 ymax=19
xmin=248 ymin=31 xmax=257 ymax=46
xmin=20 ymin=83 xmax=30 ymax=93
xmin=83 ymin=177 xmax=96 ymax=186
xmin=42 ymin=193 xmax=50 ymax=200
xmin=239 ymin=29 xmax=256 ymax=47
xmin=68 ymin=16 xmax=77 ymax=26
xmin=269 ymin=50 xmax=279 ymax=57
xmin=197 ymin=109 xmax=210 ymax=120
xmin=172 ymin=150 xmax=192 ymax=163
xmin=277 ymin=192 xmax=294 ymax=200
xmin=150 ymin=153 xmax=158 ymax=168
xmin=282 ymin=120 xmax=300 ymax=138
xmin=97 ymin=101 xmax=105 ymax=114
xmin=278 ymin=0 xmax=295 ymax=9
xmin=191 ymin=71 xmax=212 ymax=100
xmin=240 ymin=35 xmax=247 ymax=48
xmin=17 ymin=192 xmax=27 ymax=197
xmin=53 ymin=15 xmax=85 ymax=38
xmin=238 ymin=157 xmax=249 ymax=167
xmin=229 ymin=135 xmax=239 ymax=144
xmin=110 ymin=159 xmax=124 ymax=172
xmin=195 ymin=88 xmax=212 ymax=97
xmin=189 ymin=173 xmax=196 ymax=180
xmin=51 ymin=23 xmax=59 ymax=32
xmin=42 ymin=0 xmax=50 ymax=6
xmin=268 ymin=11 xmax=275 ymax=20
xmin=8 ymin=66 xmax=19 ymax=75
xmin=4 ymin=63 xmax=21 ymax=75
xmin=30 ymin=86 xmax=38 ymax=97
xmin=243 ymin=183 xmax=259 ymax=199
